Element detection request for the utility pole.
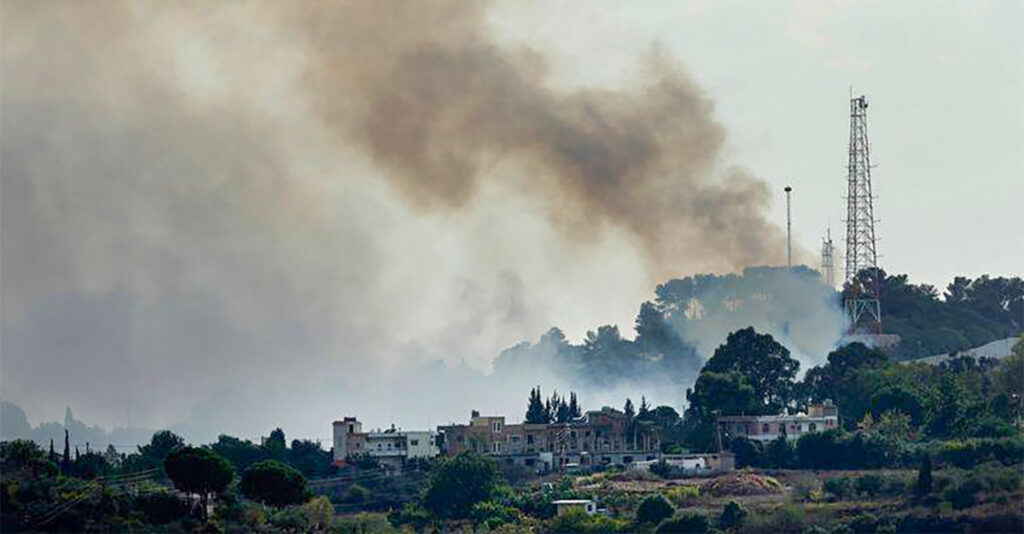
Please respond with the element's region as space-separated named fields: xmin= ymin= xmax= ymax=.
xmin=821 ymin=225 xmax=835 ymax=287
xmin=784 ymin=186 xmax=793 ymax=268
xmin=843 ymin=94 xmax=882 ymax=333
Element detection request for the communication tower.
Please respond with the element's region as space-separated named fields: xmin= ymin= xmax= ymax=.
xmin=821 ymin=227 xmax=835 ymax=287
xmin=843 ymin=95 xmax=881 ymax=333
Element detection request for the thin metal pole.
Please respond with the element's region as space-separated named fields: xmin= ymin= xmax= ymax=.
xmin=784 ymin=186 xmax=792 ymax=268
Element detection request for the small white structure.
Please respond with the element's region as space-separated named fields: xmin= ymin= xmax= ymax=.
xmin=332 ymin=417 xmax=439 ymax=468
xmin=552 ymin=499 xmax=596 ymax=516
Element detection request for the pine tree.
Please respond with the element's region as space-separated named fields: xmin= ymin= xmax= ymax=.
xmin=525 ymin=387 xmax=548 ymax=424
xmin=624 ymin=398 xmax=635 ymax=420
xmin=49 ymin=439 xmax=56 ymax=463
xmin=639 ymin=396 xmax=650 ymax=419
xmin=75 ymin=446 xmax=80 ymax=462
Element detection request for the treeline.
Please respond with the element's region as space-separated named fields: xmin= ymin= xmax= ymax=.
xmin=848 ymin=269 xmax=1023 ymax=358
xmin=681 ymin=326 xmax=1023 ymax=453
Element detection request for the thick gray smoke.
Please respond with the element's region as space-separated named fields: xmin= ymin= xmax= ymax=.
xmin=2 ymin=1 xmax=811 ymax=444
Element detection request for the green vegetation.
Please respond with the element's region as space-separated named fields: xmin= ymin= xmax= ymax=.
xmin=240 ymin=460 xmax=311 ymax=507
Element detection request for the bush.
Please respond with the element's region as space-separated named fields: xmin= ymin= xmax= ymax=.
xmin=656 ymin=512 xmax=711 ymax=533
xmin=947 ymin=478 xmax=984 ymax=510
xmin=470 ymin=500 xmax=519 ymax=529
xmin=341 ymin=484 xmax=371 ymax=504
xmin=636 ymin=494 xmax=675 ymax=525
xmin=824 ymin=477 xmax=854 ymax=500
xmin=549 ymin=508 xmax=630 ymax=533
xmin=664 ymin=485 xmax=700 ymax=507
xmin=134 ymin=491 xmax=190 ymax=524
xmin=855 ymin=474 xmax=884 ymax=497
xmin=719 ymin=501 xmax=747 ymax=530
xmin=388 ymin=503 xmax=432 ymax=530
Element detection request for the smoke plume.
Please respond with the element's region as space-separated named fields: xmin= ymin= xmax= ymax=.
xmin=2 ymin=1 xmax=805 ymax=441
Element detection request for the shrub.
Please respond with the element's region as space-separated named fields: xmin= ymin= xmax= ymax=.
xmin=824 ymin=477 xmax=854 ymax=500
xmin=948 ymin=478 xmax=984 ymax=510
xmin=719 ymin=500 xmax=747 ymax=530
xmin=916 ymin=454 xmax=933 ymax=494
xmin=664 ymin=485 xmax=700 ymax=507
xmin=470 ymin=500 xmax=519 ymax=529
xmin=388 ymin=503 xmax=432 ymax=530
xmin=549 ymin=508 xmax=630 ymax=533
xmin=636 ymin=494 xmax=675 ymax=525
xmin=656 ymin=512 xmax=711 ymax=533
xmin=341 ymin=484 xmax=371 ymax=504
xmin=855 ymin=474 xmax=884 ymax=497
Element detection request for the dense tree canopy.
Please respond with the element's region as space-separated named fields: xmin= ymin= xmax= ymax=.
xmin=240 ymin=460 xmax=311 ymax=507
xmin=702 ymin=327 xmax=799 ymax=412
xmin=163 ymin=446 xmax=234 ymax=513
xmin=423 ymin=453 xmax=501 ymax=519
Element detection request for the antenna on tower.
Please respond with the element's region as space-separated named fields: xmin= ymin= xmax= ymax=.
xmin=784 ymin=186 xmax=793 ymax=268
xmin=843 ymin=94 xmax=881 ymax=333
xmin=821 ymin=223 xmax=835 ymax=287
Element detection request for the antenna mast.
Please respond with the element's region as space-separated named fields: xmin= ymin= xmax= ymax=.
xmin=843 ymin=94 xmax=881 ymax=333
xmin=821 ymin=226 xmax=835 ymax=287
xmin=784 ymin=186 xmax=792 ymax=268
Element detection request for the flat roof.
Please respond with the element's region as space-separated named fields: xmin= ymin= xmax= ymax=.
xmin=551 ymin=499 xmax=593 ymax=504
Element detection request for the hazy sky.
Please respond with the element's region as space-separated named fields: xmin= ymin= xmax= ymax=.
xmin=2 ymin=0 xmax=1021 ymax=441
xmin=490 ymin=0 xmax=1024 ymax=286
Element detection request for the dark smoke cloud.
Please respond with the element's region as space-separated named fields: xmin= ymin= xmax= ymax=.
xmin=284 ymin=1 xmax=791 ymax=276
xmin=2 ymin=1 xmax=803 ymax=440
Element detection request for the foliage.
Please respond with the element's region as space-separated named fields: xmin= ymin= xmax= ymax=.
xmin=917 ymin=454 xmax=933 ymax=494
xmin=636 ymin=494 xmax=675 ymax=525
xmin=656 ymin=511 xmax=711 ymax=533
xmin=422 ymin=452 xmax=500 ymax=519
xmin=701 ymin=327 xmax=800 ymax=412
xmin=163 ymin=446 xmax=234 ymax=510
xmin=240 ymin=460 xmax=311 ymax=507
xmin=548 ymin=508 xmax=630 ymax=533
xmin=388 ymin=502 xmax=433 ymax=530
xmin=470 ymin=500 xmax=521 ymax=529
xmin=719 ymin=500 xmax=747 ymax=530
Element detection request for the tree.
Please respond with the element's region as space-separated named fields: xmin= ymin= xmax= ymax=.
xmin=639 ymin=396 xmax=650 ymax=419
xmin=703 ymin=327 xmax=799 ymax=412
xmin=720 ymin=501 xmax=748 ymax=530
xmin=240 ymin=460 xmax=311 ymax=507
xmin=422 ymin=453 xmax=500 ymax=519
xmin=624 ymin=398 xmax=635 ymax=421
xmin=288 ymin=439 xmax=333 ymax=478
xmin=525 ymin=387 xmax=547 ymax=424
xmin=657 ymin=512 xmax=710 ymax=533
xmin=164 ymin=446 xmax=235 ymax=517
xmin=636 ymin=494 xmax=675 ymax=525
xmin=210 ymin=434 xmax=267 ymax=472
xmin=263 ymin=428 xmax=288 ymax=461
xmin=684 ymin=371 xmax=760 ymax=451
xmin=138 ymin=430 xmax=185 ymax=471
xmin=62 ymin=429 xmax=70 ymax=474
xmin=916 ymin=454 xmax=933 ymax=495
xmin=568 ymin=392 xmax=582 ymax=419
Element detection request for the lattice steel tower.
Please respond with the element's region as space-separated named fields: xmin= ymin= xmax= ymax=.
xmin=844 ymin=95 xmax=881 ymax=333
xmin=821 ymin=227 xmax=835 ymax=287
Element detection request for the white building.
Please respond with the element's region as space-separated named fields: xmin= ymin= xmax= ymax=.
xmin=332 ymin=417 xmax=439 ymax=469
xmin=716 ymin=401 xmax=840 ymax=443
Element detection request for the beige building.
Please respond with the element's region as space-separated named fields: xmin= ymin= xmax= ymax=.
xmin=716 ymin=401 xmax=840 ymax=443
xmin=437 ymin=407 xmax=660 ymax=470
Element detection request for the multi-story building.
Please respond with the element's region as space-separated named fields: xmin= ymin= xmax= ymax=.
xmin=716 ymin=401 xmax=840 ymax=443
xmin=437 ymin=407 xmax=661 ymax=470
xmin=332 ymin=417 xmax=439 ymax=469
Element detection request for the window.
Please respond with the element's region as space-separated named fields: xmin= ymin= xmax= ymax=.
xmin=410 ymin=439 xmax=419 ymax=446
xmin=493 ymin=442 xmax=502 ymax=453
xmin=492 ymin=421 xmax=502 ymax=433
xmin=377 ymin=444 xmax=382 ymax=450
xmin=348 ymin=424 xmax=354 ymax=433
xmin=808 ymin=423 xmax=817 ymax=432
xmin=570 ymin=431 xmax=577 ymax=439
xmin=527 ymin=435 xmax=534 ymax=445
xmin=762 ymin=423 xmax=770 ymax=433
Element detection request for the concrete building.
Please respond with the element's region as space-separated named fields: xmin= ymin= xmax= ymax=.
xmin=552 ymin=499 xmax=596 ymax=516
xmin=716 ymin=401 xmax=840 ymax=443
xmin=630 ymin=452 xmax=735 ymax=474
xmin=437 ymin=407 xmax=660 ymax=470
xmin=332 ymin=417 xmax=439 ymax=469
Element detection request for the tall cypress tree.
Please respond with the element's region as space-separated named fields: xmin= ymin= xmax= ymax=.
xmin=525 ymin=387 xmax=547 ymax=424
xmin=569 ymin=392 xmax=581 ymax=419
xmin=49 ymin=439 xmax=57 ymax=463
xmin=62 ymin=429 xmax=71 ymax=474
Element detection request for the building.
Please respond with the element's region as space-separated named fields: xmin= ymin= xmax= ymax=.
xmin=631 ymin=452 xmax=735 ymax=474
xmin=716 ymin=401 xmax=840 ymax=443
xmin=552 ymin=499 xmax=596 ymax=516
xmin=332 ymin=417 xmax=439 ymax=469
xmin=437 ymin=407 xmax=660 ymax=470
